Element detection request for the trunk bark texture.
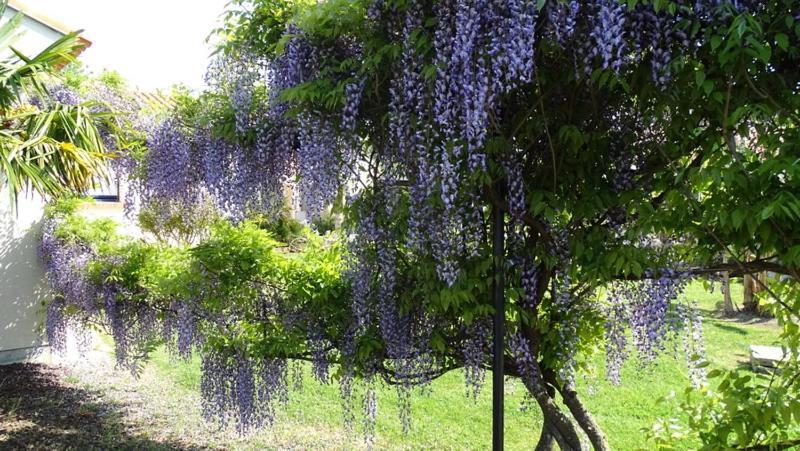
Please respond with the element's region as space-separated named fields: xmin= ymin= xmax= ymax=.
xmin=743 ymin=274 xmax=757 ymax=312
xmin=557 ymin=382 xmax=611 ymax=451
xmin=722 ymin=271 xmax=735 ymax=316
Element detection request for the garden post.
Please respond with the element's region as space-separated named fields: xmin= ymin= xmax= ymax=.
xmin=492 ymin=197 xmax=505 ymax=450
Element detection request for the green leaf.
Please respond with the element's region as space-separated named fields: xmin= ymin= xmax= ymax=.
xmin=775 ymin=33 xmax=789 ymax=51
xmin=710 ymin=35 xmax=722 ymax=51
xmin=695 ymin=70 xmax=706 ymax=88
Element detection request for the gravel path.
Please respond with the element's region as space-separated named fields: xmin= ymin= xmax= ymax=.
xmin=0 ymin=361 xmax=191 ymax=450
xmin=1 ymin=347 xmax=357 ymax=450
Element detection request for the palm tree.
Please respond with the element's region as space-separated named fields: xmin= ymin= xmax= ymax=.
xmin=0 ymin=0 xmax=109 ymax=206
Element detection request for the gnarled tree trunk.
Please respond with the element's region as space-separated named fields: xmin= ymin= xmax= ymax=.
xmin=535 ymin=425 xmax=557 ymax=451
xmin=557 ymin=382 xmax=611 ymax=451
xmin=520 ymin=261 xmax=605 ymax=450
xmin=520 ymin=363 xmax=587 ymax=450
xmin=535 ymin=383 xmax=558 ymax=451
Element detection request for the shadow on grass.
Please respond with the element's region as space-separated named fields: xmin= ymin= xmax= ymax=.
xmin=704 ymin=302 xmax=774 ymax=325
xmin=0 ymin=363 xmax=199 ymax=450
xmin=710 ymin=322 xmax=748 ymax=335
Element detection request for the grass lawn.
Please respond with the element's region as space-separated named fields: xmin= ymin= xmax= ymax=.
xmin=71 ymin=282 xmax=780 ymax=450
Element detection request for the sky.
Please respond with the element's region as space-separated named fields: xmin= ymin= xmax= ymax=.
xmin=20 ymin=0 xmax=229 ymax=91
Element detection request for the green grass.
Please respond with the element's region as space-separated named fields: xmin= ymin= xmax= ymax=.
xmin=573 ymin=282 xmax=781 ymax=450
xmin=92 ymin=282 xmax=781 ymax=450
xmin=145 ymin=350 xmax=543 ymax=449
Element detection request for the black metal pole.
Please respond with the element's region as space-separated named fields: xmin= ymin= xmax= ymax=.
xmin=492 ymin=200 xmax=505 ymax=451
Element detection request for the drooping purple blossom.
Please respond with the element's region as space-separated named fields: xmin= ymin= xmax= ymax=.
xmin=547 ymin=0 xmax=580 ymax=47
xmin=48 ymin=84 xmax=82 ymax=106
xmin=602 ymin=270 xmax=694 ymax=383
xmin=309 ymin=325 xmax=332 ymax=383
xmin=585 ymin=0 xmax=628 ymax=73
xmin=363 ymin=383 xmax=378 ymax=448
xmin=296 ymin=113 xmax=341 ymax=220
xmin=604 ymin=284 xmax=630 ymax=385
xmin=462 ymin=318 xmax=491 ymax=399
xmin=676 ymin=301 xmax=707 ymax=388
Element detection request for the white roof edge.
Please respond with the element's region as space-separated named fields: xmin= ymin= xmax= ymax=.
xmin=6 ymin=0 xmax=91 ymax=44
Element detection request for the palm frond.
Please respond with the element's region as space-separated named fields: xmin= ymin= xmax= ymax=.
xmin=0 ymin=4 xmax=109 ymax=208
xmin=0 ymin=28 xmax=86 ymax=106
xmin=1 ymin=103 xmax=110 ymax=205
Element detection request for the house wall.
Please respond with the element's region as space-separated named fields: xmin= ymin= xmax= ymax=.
xmin=0 ymin=190 xmax=131 ymax=364
xmin=0 ymin=3 xmax=97 ymax=364
xmin=0 ymin=190 xmax=49 ymax=364
xmin=3 ymin=5 xmax=67 ymax=56
xmin=0 ymin=7 xmax=64 ymax=364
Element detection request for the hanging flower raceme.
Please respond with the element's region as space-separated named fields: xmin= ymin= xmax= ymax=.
xmin=603 ymin=269 xmax=694 ymax=384
xmin=296 ymin=113 xmax=342 ymax=220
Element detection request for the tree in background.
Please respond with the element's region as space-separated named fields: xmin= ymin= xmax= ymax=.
xmin=39 ymin=1 xmax=800 ymax=450
xmin=210 ymin=1 xmax=800 ymax=448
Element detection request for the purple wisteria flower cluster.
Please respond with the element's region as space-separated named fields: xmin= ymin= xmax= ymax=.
xmin=297 ymin=114 xmax=342 ymax=219
xmin=200 ymin=351 xmax=291 ymax=433
xmin=39 ymin=215 xmax=163 ymax=374
xmin=341 ymin=191 xmax=444 ymax=434
xmin=47 ymin=84 xmax=82 ymax=106
xmin=125 ymin=119 xmax=194 ymax=226
xmin=39 ymin=220 xmax=96 ymax=356
xmin=603 ymin=270 xmax=700 ymax=385
xmin=126 ymin=118 xmax=287 ymax=229
xmin=462 ymin=318 xmax=491 ymax=399
xmin=675 ymin=301 xmax=708 ymax=388
xmin=162 ymin=300 xmax=198 ymax=360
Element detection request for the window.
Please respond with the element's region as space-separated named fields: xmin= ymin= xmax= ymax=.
xmin=85 ymin=168 xmax=120 ymax=202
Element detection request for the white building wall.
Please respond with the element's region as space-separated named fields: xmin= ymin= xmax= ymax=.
xmin=0 ymin=6 xmax=66 ymax=364
xmin=2 ymin=5 xmax=66 ymax=57
xmin=0 ymin=6 xmax=125 ymax=364
xmin=0 ymin=188 xmax=130 ymax=364
xmin=0 ymin=190 xmax=49 ymax=364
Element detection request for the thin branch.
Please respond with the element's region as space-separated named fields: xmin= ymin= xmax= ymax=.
xmin=614 ymin=261 xmax=799 ymax=280
xmin=740 ymin=439 xmax=800 ymax=451
xmin=534 ymin=69 xmax=558 ymax=192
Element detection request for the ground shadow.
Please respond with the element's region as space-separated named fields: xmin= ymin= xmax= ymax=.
xmin=701 ymin=298 xmax=775 ymax=326
xmin=710 ymin=322 xmax=748 ymax=336
xmin=0 ymin=363 xmax=202 ymax=450
xmin=734 ymin=359 xmax=784 ymax=379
